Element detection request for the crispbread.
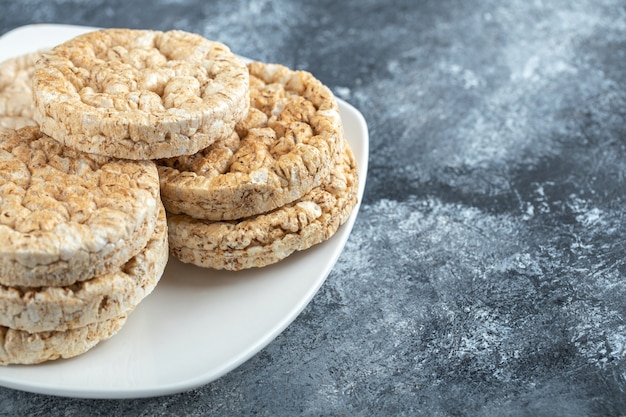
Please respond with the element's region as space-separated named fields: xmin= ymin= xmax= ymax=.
xmin=0 ymin=51 xmax=41 ymax=131
xmin=0 ymin=126 xmax=161 ymax=287
xmin=167 ymin=139 xmax=358 ymax=270
xmin=0 ymin=314 xmax=127 ymax=365
xmin=32 ymin=28 xmax=249 ymax=160
xmin=0 ymin=202 xmax=168 ymax=332
xmin=157 ymin=61 xmax=343 ymax=220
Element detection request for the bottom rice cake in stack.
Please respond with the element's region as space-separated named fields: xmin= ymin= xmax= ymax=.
xmin=157 ymin=61 xmax=359 ymax=270
xmin=0 ymin=127 xmax=167 ymax=365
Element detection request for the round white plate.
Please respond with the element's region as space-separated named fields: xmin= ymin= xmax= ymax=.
xmin=0 ymin=25 xmax=369 ymax=399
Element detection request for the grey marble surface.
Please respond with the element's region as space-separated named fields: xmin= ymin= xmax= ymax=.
xmin=1 ymin=0 xmax=626 ymax=415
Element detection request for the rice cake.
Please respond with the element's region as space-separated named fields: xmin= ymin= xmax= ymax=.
xmin=0 ymin=51 xmax=41 ymax=131
xmin=167 ymin=139 xmax=358 ymax=270
xmin=158 ymin=61 xmax=343 ymax=220
xmin=0 ymin=314 xmax=127 ymax=365
xmin=0 ymin=126 xmax=160 ymax=287
xmin=32 ymin=28 xmax=249 ymax=160
xmin=0 ymin=202 xmax=168 ymax=332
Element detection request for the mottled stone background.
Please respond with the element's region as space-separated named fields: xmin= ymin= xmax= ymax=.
xmin=1 ymin=0 xmax=625 ymax=415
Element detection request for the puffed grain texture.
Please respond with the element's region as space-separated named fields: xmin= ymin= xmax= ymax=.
xmin=0 ymin=52 xmax=41 ymax=131
xmin=167 ymin=139 xmax=358 ymax=270
xmin=0 ymin=314 xmax=126 ymax=365
xmin=32 ymin=28 xmax=249 ymax=159
xmin=158 ymin=61 xmax=343 ymax=220
xmin=0 ymin=203 xmax=168 ymax=332
xmin=0 ymin=126 xmax=161 ymax=287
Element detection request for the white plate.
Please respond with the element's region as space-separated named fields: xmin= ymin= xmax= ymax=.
xmin=0 ymin=25 xmax=369 ymax=399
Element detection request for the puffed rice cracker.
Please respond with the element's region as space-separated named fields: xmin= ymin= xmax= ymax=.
xmin=0 ymin=126 xmax=161 ymax=287
xmin=158 ymin=61 xmax=343 ymax=220
xmin=33 ymin=28 xmax=249 ymax=159
xmin=167 ymin=139 xmax=358 ymax=270
xmin=0 ymin=314 xmax=127 ymax=365
xmin=0 ymin=51 xmax=42 ymax=131
xmin=0 ymin=202 xmax=168 ymax=332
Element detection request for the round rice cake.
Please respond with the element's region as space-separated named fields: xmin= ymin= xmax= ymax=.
xmin=0 ymin=51 xmax=42 ymax=131
xmin=167 ymin=139 xmax=358 ymax=270
xmin=0 ymin=313 xmax=127 ymax=365
xmin=32 ymin=28 xmax=249 ymax=160
xmin=158 ymin=61 xmax=344 ymax=221
xmin=0 ymin=126 xmax=161 ymax=287
xmin=0 ymin=202 xmax=168 ymax=332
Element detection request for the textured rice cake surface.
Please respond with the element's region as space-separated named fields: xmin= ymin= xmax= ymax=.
xmin=0 ymin=314 xmax=127 ymax=365
xmin=0 ymin=203 xmax=168 ymax=332
xmin=0 ymin=52 xmax=41 ymax=131
xmin=0 ymin=126 xmax=160 ymax=287
xmin=167 ymin=139 xmax=358 ymax=270
xmin=158 ymin=61 xmax=344 ymax=221
xmin=33 ymin=28 xmax=249 ymax=160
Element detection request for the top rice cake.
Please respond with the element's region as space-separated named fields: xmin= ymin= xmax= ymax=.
xmin=32 ymin=28 xmax=249 ymax=160
xmin=0 ymin=126 xmax=160 ymax=287
xmin=158 ymin=61 xmax=344 ymax=221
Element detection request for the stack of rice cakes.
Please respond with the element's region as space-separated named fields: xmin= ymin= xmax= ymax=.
xmin=0 ymin=126 xmax=166 ymax=365
xmin=0 ymin=27 xmax=249 ymax=365
xmin=0 ymin=27 xmax=358 ymax=365
xmin=158 ymin=61 xmax=359 ymax=270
